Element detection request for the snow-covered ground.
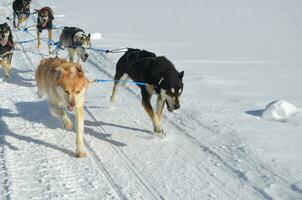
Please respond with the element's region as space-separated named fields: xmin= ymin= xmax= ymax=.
xmin=1 ymin=0 xmax=302 ymax=199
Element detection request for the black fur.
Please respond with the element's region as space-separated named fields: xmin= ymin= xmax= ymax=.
xmin=37 ymin=7 xmax=54 ymax=32
xmin=112 ymin=48 xmax=184 ymax=134
xmin=0 ymin=23 xmax=14 ymax=60
xmin=115 ymin=48 xmax=183 ymax=97
xmin=12 ymin=0 xmax=31 ymax=28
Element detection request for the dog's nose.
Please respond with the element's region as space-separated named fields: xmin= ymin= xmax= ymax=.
xmin=84 ymin=54 xmax=89 ymax=59
xmin=69 ymin=101 xmax=75 ymax=107
xmin=174 ymin=104 xmax=180 ymax=110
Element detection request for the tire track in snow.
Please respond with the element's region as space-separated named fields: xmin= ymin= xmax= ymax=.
xmin=87 ymin=51 xmax=300 ymax=200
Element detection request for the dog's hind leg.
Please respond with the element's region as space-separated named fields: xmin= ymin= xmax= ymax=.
xmin=110 ymin=73 xmax=128 ymax=102
xmin=49 ymin=104 xmax=73 ymax=129
xmin=141 ymin=89 xmax=164 ymax=137
xmin=75 ymin=101 xmax=86 ymax=158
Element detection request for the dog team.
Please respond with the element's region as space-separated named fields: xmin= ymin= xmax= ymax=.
xmin=0 ymin=0 xmax=184 ymax=157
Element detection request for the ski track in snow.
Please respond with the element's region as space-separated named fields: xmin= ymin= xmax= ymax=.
xmin=1 ymin=0 xmax=302 ymax=199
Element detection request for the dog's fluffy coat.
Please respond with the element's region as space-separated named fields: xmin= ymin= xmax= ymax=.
xmin=35 ymin=58 xmax=89 ymax=157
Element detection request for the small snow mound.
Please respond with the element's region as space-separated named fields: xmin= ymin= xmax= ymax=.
xmin=262 ymin=100 xmax=298 ymax=121
xmin=90 ymin=32 xmax=102 ymax=40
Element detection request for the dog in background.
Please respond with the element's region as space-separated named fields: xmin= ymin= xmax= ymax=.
xmin=12 ymin=0 xmax=31 ymax=30
xmin=35 ymin=58 xmax=89 ymax=157
xmin=0 ymin=23 xmax=14 ymax=81
xmin=110 ymin=48 xmax=184 ymax=137
xmin=59 ymin=27 xmax=91 ymax=63
xmin=36 ymin=7 xmax=54 ymax=54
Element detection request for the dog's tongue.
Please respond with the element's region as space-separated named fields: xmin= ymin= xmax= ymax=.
xmin=67 ymin=105 xmax=74 ymax=112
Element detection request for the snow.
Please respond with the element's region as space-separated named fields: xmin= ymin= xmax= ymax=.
xmin=90 ymin=33 xmax=102 ymax=40
xmin=262 ymin=100 xmax=298 ymax=122
xmin=1 ymin=0 xmax=302 ymax=199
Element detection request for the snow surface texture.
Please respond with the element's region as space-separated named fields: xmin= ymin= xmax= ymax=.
xmin=1 ymin=0 xmax=302 ymax=199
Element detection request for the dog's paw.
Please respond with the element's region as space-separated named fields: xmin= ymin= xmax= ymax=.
xmin=76 ymin=150 xmax=86 ymax=158
xmin=154 ymin=127 xmax=165 ymax=138
xmin=4 ymin=74 xmax=10 ymax=81
xmin=110 ymin=95 xmax=117 ymax=103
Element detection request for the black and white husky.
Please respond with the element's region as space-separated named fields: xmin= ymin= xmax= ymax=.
xmin=59 ymin=27 xmax=91 ymax=63
xmin=110 ymin=48 xmax=184 ymax=137
xmin=0 ymin=23 xmax=14 ymax=81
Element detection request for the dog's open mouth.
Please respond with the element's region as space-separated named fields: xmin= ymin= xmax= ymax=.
xmin=166 ymin=100 xmax=174 ymax=112
xmin=0 ymin=36 xmax=8 ymax=46
xmin=67 ymin=105 xmax=74 ymax=112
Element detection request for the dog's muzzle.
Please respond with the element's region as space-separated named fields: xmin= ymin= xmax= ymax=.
xmin=82 ymin=53 xmax=89 ymax=62
xmin=166 ymin=100 xmax=180 ymax=112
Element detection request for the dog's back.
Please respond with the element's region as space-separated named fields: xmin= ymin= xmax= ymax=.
xmin=59 ymin=27 xmax=83 ymax=47
xmin=36 ymin=58 xmax=67 ymax=96
xmin=116 ymin=48 xmax=156 ymax=75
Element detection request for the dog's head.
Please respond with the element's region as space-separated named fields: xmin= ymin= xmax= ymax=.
xmin=158 ymin=71 xmax=184 ymax=112
xmin=38 ymin=7 xmax=53 ymax=26
xmin=54 ymin=63 xmax=89 ymax=112
xmin=22 ymin=0 xmax=31 ymax=10
xmin=0 ymin=23 xmax=12 ymax=46
xmin=73 ymin=32 xmax=91 ymax=62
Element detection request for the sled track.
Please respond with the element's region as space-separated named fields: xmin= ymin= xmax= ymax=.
xmin=88 ymin=51 xmax=301 ymax=200
xmin=13 ymin=28 xmax=164 ymax=200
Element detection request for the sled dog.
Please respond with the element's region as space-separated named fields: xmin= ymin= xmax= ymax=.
xmin=59 ymin=27 xmax=91 ymax=63
xmin=35 ymin=58 xmax=89 ymax=157
xmin=12 ymin=0 xmax=31 ymax=30
xmin=110 ymin=48 xmax=184 ymax=137
xmin=0 ymin=23 xmax=14 ymax=81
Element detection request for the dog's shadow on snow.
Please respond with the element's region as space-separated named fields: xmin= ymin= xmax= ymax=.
xmin=0 ymin=107 xmax=74 ymax=156
xmin=2 ymin=69 xmax=35 ymax=88
xmin=85 ymin=120 xmax=152 ymax=135
xmin=245 ymin=109 xmax=264 ymax=117
xmin=13 ymin=101 xmax=126 ymax=148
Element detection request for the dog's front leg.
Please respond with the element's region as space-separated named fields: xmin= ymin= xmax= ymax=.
xmin=48 ymin=29 xmax=52 ymax=54
xmin=1 ymin=58 xmax=12 ymax=81
xmin=75 ymin=102 xmax=86 ymax=158
xmin=37 ymin=31 xmax=41 ymax=49
xmin=156 ymin=95 xmax=166 ymax=123
xmin=68 ymin=49 xmax=76 ymax=63
xmin=49 ymin=104 xmax=73 ymax=129
xmin=141 ymin=91 xmax=164 ymax=137
xmin=13 ymin=13 xmax=16 ymax=28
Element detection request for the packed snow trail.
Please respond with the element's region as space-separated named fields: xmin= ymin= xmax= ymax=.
xmin=1 ymin=0 xmax=302 ymax=199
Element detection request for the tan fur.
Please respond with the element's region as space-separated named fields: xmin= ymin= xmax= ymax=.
xmin=35 ymin=58 xmax=89 ymax=157
xmin=0 ymin=57 xmax=12 ymax=80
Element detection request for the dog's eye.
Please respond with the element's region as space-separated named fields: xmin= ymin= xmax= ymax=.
xmin=76 ymin=91 xmax=81 ymax=94
xmin=65 ymin=90 xmax=70 ymax=94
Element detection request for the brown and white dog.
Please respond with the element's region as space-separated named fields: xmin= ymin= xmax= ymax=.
xmin=35 ymin=58 xmax=89 ymax=157
xmin=36 ymin=7 xmax=54 ymax=54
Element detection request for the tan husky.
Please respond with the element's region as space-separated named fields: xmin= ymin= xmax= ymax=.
xmin=35 ymin=58 xmax=89 ymax=157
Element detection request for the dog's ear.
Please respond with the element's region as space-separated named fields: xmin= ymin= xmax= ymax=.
xmin=178 ymin=71 xmax=184 ymax=79
xmin=87 ymin=33 xmax=91 ymax=39
xmin=54 ymin=67 xmax=66 ymax=80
